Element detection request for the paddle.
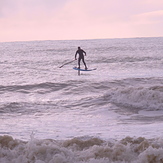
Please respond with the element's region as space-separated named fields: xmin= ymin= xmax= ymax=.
xmin=59 ymin=59 xmax=75 ymax=68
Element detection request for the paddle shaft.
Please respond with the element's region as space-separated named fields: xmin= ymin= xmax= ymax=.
xmin=59 ymin=60 xmax=75 ymax=68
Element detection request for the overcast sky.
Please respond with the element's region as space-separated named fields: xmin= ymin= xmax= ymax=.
xmin=0 ymin=0 xmax=163 ymax=42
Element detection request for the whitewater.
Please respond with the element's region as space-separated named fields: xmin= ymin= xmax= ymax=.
xmin=0 ymin=37 xmax=163 ymax=163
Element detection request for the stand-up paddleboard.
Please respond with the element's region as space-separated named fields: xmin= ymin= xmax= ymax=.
xmin=73 ymin=67 xmax=96 ymax=71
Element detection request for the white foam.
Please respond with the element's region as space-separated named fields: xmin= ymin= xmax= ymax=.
xmin=1 ymin=135 xmax=163 ymax=163
xmin=104 ymin=86 xmax=163 ymax=111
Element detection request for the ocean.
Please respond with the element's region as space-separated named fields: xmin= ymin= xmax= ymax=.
xmin=0 ymin=37 xmax=163 ymax=163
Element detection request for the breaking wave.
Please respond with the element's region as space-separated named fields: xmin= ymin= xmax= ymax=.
xmin=0 ymin=135 xmax=163 ymax=163
xmin=103 ymin=85 xmax=163 ymax=111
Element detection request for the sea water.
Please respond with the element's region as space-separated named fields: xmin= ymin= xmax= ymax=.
xmin=0 ymin=37 xmax=163 ymax=163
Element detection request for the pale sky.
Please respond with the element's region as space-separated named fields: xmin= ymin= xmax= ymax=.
xmin=0 ymin=0 xmax=163 ymax=42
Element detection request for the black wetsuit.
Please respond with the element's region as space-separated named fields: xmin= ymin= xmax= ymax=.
xmin=75 ymin=49 xmax=87 ymax=69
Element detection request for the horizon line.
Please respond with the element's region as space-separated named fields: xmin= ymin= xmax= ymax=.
xmin=1 ymin=36 xmax=163 ymax=43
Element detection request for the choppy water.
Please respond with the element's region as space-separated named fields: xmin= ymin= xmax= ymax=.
xmin=0 ymin=37 xmax=163 ymax=162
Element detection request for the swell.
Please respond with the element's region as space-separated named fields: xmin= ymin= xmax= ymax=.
xmin=0 ymin=82 xmax=70 ymax=94
xmin=1 ymin=78 xmax=163 ymax=114
xmin=94 ymin=56 xmax=162 ymax=64
xmin=68 ymin=78 xmax=163 ymax=111
xmin=67 ymin=84 xmax=163 ymax=112
xmin=0 ymin=102 xmax=50 ymax=114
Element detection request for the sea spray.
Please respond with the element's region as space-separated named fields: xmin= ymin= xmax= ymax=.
xmin=1 ymin=135 xmax=163 ymax=163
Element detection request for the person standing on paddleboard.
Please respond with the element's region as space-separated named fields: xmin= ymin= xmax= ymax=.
xmin=75 ymin=47 xmax=87 ymax=70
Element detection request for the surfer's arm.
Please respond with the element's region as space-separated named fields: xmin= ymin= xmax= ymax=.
xmin=83 ymin=50 xmax=86 ymax=56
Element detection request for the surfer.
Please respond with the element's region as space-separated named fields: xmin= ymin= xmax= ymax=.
xmin=75 ymin=47 xmax=87 ymax=70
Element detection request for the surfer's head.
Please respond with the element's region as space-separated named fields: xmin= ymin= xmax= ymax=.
xmin=78 ymin=47 xmax=81 ymax=50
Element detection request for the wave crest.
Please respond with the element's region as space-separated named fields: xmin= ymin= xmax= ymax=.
xmin=104 ymin=85 xmax=163 ymax=110
xmin=1 ymin=135 xmax=163 ymax=163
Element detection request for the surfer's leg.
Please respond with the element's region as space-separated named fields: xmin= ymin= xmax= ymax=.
xmin=82 ymin=58 xmax=87 ymax=69
xmin=78 ymin=58 xmax=81 ymax=68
